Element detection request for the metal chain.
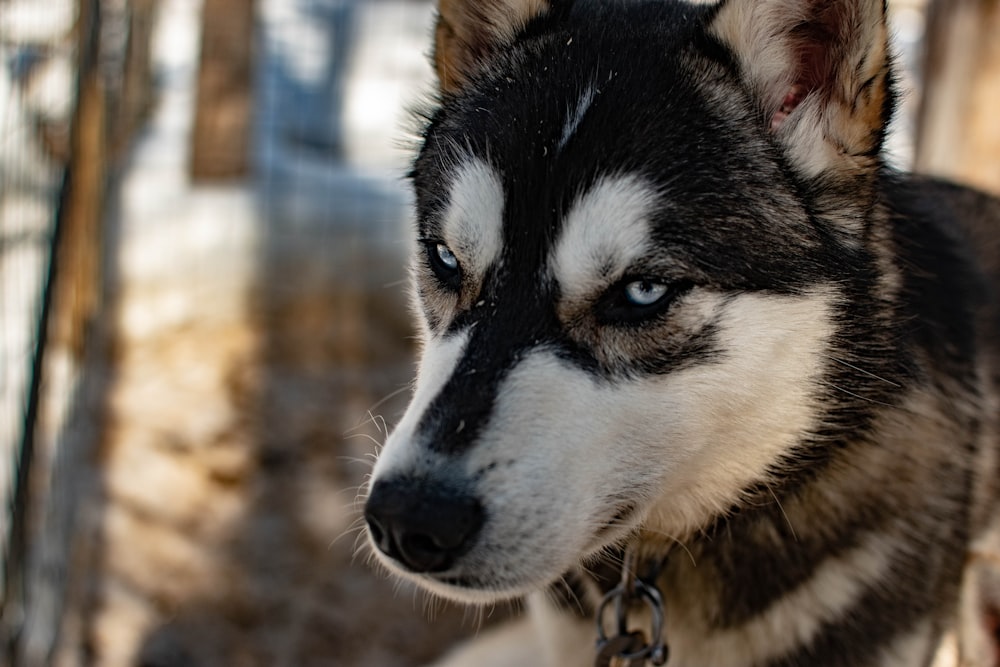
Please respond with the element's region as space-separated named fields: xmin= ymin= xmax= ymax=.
xmin=594 ymin=547 xmax=669 ymax=666
xmin=594 ymin=631 xmax=649 ymax=667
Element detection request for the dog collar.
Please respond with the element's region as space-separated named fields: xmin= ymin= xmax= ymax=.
xmin=594 ymin=546 xmax=669 ymax=666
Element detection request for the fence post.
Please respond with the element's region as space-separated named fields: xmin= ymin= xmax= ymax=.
xmin=916 ymin=0 xmax=1000 ymax=195
xmin=190 ymin=0 xmax=255 ymax=180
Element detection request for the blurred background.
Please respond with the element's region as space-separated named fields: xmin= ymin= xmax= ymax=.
xmin=0 ymin=0 xmax=997 ymax=666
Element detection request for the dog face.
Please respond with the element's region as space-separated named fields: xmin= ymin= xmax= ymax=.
xmin=365 ymin=0 xmax=895 ymax=603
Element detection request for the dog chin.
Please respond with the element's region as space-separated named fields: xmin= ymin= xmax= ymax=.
xmin=378 ymin=524 xmax=636 ymax=606
xmin=367 ymin=543 xmax=567 ymax=605
xmin=412 ymin=574 xmax=540 ymax=605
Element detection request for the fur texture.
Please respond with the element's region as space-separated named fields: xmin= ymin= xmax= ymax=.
xmin=364 ymin=1 xmax=1000 ymax=665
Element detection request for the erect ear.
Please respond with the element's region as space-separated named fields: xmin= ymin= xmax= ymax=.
xmin=710 ymin=0 xmax=894 ymax=183
xmin=434 ymin=0 xmax=556 ymax=95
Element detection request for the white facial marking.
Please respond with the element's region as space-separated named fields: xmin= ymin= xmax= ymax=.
xmin=370 ymin=329 xmax=470 ymax=478
xmin=644 ymin=290 xmax=834 ymax=537
xmin=441 ymin=158 xmax=505 ymax=279
xmin=552 ymin=174 xmax=660 ymax=299
xmin=448 ymin=348 xmax=675 ymax=597
xmin=558 ymin=84 xmax=596 ymax=151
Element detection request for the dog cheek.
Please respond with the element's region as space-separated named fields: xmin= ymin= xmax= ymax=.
xmin=641 ymin=290 xmax=837 ymax=536
xmin=469 ymin=354 xmax=667 ymax=533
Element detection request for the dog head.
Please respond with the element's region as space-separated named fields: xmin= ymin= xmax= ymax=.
xmin=364 ymin=0 xmax=897 ymax=603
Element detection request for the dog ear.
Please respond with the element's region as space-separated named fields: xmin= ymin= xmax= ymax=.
xmin=710 ymin=0 xmax=893 ymax=183
xmin=434 ymin=0 xmax=556 ymax=95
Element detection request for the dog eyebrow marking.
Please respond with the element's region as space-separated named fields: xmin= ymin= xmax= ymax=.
xmin=558 ymin=84 xmax=596 ymax=151
xmin=551 ymin=174 xmax=659 ymax=301
xmin=442 ymin=158 xmax=505 ymax=279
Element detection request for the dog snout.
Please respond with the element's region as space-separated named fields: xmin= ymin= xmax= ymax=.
xmin=364 ymin=477 xmax=484 ymax=573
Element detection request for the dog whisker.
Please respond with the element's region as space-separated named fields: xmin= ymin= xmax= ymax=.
xmin=342 ymin=431 xmax=386 ymax=451
xmin=632 ymin=528 xmax=698 ymax=568
xmin=548 ymin=575 xmax=589 ymax=618
xmin=335 ymin=454 xmax=377 ymax=470
xmin=823 ymin=354 xmax=902 ymax=388
xmin=346 ymin=389 xmax=411 ymax=432
xmin=818 ymin=380 xmax=898 ymax=408
xmin=331 ymin=516 xmax=369 ymax=552
xmin=765 ymin=483 xmax=798 ymax=543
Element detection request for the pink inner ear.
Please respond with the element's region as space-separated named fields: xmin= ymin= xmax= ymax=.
xmin=770 ymin=84 xmax=808 ymax=132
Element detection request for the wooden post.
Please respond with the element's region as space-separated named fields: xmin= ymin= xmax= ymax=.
xmin=190 ymin=0 xmax=255 ymax=181
xmin=915 ymin=0 xmax=1000 ymax=195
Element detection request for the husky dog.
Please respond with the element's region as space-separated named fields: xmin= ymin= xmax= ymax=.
xmin=362 ymin=0 xmax=1000 ymax=665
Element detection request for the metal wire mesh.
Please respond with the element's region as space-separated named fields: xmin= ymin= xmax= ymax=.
xmin=0 ymin=1 xmax=150 ymax=663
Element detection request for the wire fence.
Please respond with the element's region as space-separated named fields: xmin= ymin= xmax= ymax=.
xmin=0 ymin=0 xmax=152 ymax=663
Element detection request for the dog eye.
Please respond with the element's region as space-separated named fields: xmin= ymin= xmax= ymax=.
xmin=624 ymin=280 xmax=668 ymax=306
xmin=424 ymin=241 xmax=462 ymax=288
xmin=597 ymin=278 xmax=690 ymax=325
xmin=434 ymin=243 xmax=459 ymax=270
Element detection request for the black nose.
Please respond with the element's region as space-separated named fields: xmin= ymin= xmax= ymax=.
xmin=364 ymin=477 xmax=484 ymax=573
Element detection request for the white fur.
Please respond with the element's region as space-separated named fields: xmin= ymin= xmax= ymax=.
xmin=442 ymin=158 xmax=505 ymax=279
xmin=429 ymin=617 xmax=545 ymax=667
xmin=429 ymin=599 xmax=592 ymax=667
xmin=709 ymin=1 xmax=804 ymax=117
xmin=710 ymin=0 xmax=888 ymax=186
xmin=881 ymin=620 xmax=937 ymax=667
xmin=552 ymin=174 xmax=659 ymax=297
xmin=527 ymin=593 xmax=596 ymax=667
xmin=778 ymin=95 xmax=843 ymax=181
xmin=931 ymin=630 xmax=960 ymax=667
xmin=370 ymin=329 xmax=470 ymax=479
xmin=558 ymin=84 xmax=596 ymax=151
xmin=643 ymin=290 xmax=834 ymax=538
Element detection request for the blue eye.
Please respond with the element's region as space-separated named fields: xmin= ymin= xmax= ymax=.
xmin=596 ymin=277 xmax=691 ymax=325
xmin=424 ymin=241 xmax=462 ymax=289
xmin=623 ymin=280 xmax=668 ymax=306
xmin=435 ymin=243 xmax=459 ymax=271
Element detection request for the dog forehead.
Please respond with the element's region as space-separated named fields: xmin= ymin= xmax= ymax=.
xmin=412 ymin=23 xmax=730 ymax=267
xmin=411 ymin=8 xmax=835 ymax=297
xmin=433 ymin=160 xmax=660 ymax=292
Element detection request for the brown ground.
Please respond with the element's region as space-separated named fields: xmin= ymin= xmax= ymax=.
xmin=68 ymin=220 xmax=513 ymax=667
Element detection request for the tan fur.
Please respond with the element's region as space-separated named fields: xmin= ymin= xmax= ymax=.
xmin=435 ymin=0 xmax=551 ymax=94
xmin=710 ymin=0 xmax=890 ymax=183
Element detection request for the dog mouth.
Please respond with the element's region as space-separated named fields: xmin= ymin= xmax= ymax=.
xmin=399 ymin=502 xmax=643 ymax=602
xmin=365 ymin=473 xmax=646 ymax=602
